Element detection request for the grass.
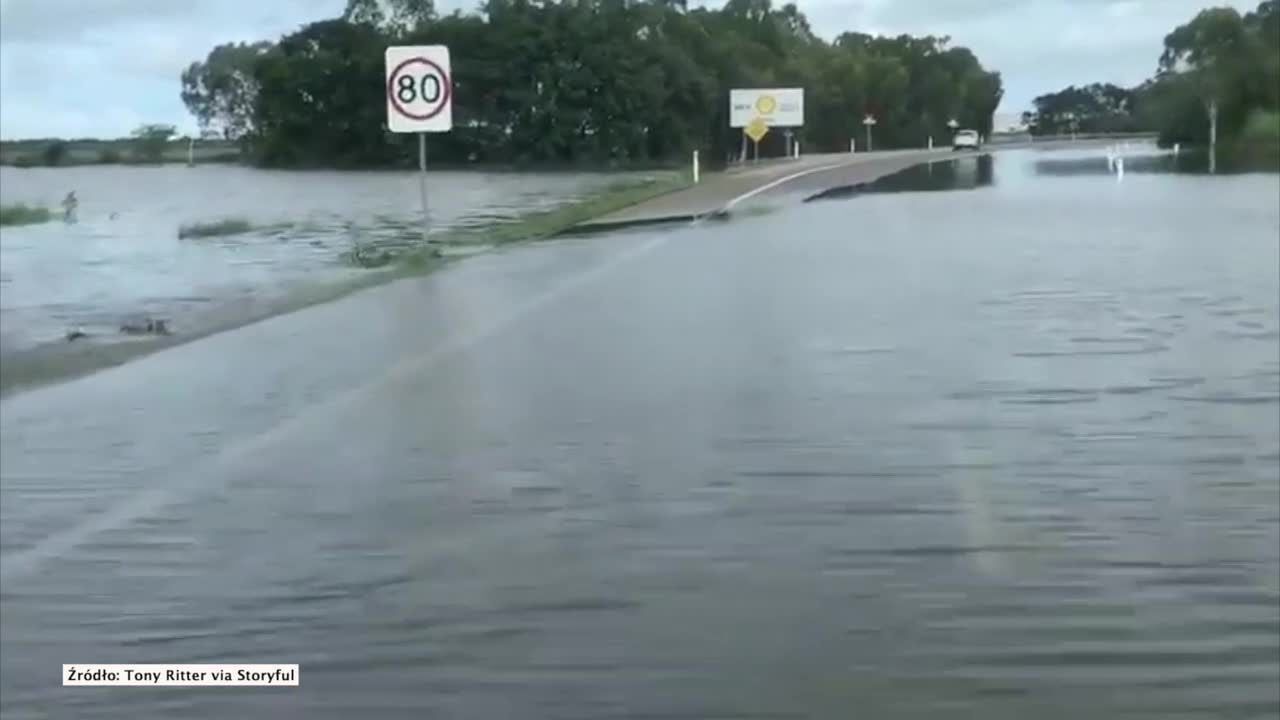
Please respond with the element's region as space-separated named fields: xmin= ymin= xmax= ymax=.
xmin=0 ymin=203 xmax=54 ymax=226
xmin=345 ymin=172 xmax=691 ymax=270
xmin=436 ymin=172 xmax=691 ymax=244
xmin=178 ymin=218 xmax=254 ymax=239
xmin=1 ymin=171 xmax=691 ymax=397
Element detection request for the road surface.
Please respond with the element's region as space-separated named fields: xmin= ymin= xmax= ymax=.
xmin=2 ymin=147 xmax=1277 ymax=719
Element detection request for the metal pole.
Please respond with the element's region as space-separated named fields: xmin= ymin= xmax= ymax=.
xmin=692 ymin=150 xmax=700 ymax=184
xmin=753 ymin=138 xmax=758 ymax=163
xmin=866 ymin=126 xmax=872 ymax=153
xmin=1208 ymin=99 xmax=1218 ymax=175
xmin=418 ymin=132 xmax=429 ymax=244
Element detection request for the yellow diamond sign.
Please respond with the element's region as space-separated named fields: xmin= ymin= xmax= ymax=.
xmin=745 ymin=117 xmax=769 ymax=143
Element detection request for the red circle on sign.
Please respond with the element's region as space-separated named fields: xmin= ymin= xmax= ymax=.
xmin=387 ymin=56 xmax=452 ymax=121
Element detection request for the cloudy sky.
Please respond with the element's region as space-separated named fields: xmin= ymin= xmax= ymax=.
xmin=0 ymin=0 xmax=1259 ymax=139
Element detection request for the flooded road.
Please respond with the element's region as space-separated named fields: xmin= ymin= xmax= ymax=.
xmin=0 ymin=166 xmax=632 ymax=355
xmin=1 ymin=148 xmax=1277 ymax=718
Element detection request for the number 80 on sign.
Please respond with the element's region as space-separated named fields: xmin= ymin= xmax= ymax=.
xmin=385 ymin=45 xmax=453 ymax=133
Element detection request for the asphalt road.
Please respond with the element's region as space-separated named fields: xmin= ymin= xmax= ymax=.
xmin=2 ymin=147 xmax=1277 ymax=719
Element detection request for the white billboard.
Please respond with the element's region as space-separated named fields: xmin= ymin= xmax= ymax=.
xmin=730 ymin=88 xmax=804 ymax=128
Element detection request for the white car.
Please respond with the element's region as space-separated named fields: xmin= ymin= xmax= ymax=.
xmin=953 ymin=129 xmax=980 ymax=151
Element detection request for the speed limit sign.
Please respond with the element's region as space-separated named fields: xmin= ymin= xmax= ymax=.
xmin=385 ymin=45 xmax=452 ymax=133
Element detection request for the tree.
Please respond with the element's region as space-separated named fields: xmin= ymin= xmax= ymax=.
xmin=186 ymin=0 xmax=1005 ymax=168
xmin=1025 ymin=1 xmax=1278 ymax=148
xmin=343 ymin=0 xmax=435 ymax=33
xmin=252 ymin=20 xmax=390 ymax=167
xmin=42 ymin=141 xmax=68 ymax=166
xmin=131 ymin=124 xmax=177 ymax=163
xmin=1159 ymin=7 xmax=1253 ymax=148
xmin=1024 ymin=83 xmax=1138 ymax=135
xmin=181 ymin=42 xmax=274 ymax=141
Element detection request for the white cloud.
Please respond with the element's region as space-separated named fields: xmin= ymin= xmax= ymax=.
xmin=0 ymin=0 xmax=1264 ymax=139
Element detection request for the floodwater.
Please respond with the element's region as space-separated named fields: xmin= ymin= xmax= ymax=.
xmin=0 ymin=165 xmax=628 ymax=355
xmin=1 ymin=147 xmax=1277 ymax=718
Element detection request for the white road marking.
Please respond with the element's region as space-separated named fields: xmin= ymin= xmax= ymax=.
xmin=719 ymin=150 xmax=938 ymax=212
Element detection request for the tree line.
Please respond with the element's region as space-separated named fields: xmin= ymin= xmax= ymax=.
xmin=1022 ymin=1 xmax=1279 ymax=147
xmin=180 ymin=0 xmax=1003 ymax=169
xmin=2 ymin=125 xmax=236 ymax=168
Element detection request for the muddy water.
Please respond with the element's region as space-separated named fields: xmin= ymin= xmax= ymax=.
xmin=1 ymin=148 xmax=1277 ymax=718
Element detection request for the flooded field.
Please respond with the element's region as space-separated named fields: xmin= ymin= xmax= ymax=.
xmin=0 ymin=165 xmax=631 ymax=356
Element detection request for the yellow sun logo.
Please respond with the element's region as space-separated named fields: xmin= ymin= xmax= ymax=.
xmin=755 ymin=95 xmax=777 ymax=115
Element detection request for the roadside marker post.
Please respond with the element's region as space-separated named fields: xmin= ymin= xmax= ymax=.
xmin=386 ymin=45 xmax=453 ymax=246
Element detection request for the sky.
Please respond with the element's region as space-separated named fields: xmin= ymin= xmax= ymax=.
xmin=0 ymin=0 xmax=1261 ymax=139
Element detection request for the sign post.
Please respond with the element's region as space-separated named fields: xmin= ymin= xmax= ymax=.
xmin=744 ymin=118 xmax=769 ymax=163
xmin=863 ymin=114 xmax=877 ymax=153
xmin=386 ymin=45 xmax=453 ymax=246
xmin=730 ymin=88 xmax=803 ymax=163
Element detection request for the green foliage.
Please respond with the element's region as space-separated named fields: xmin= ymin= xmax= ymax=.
xmin=131 ymin=124 xmax=177 ymax=163
xmin=41 ymin=141 xmax=68 ymax=166
xmin=1240 ymin=109 xmax=1280 ymax=143
xmin=1026 ymin=1 xmax=1278 ymax=147
xmin=343 ymin=0 xmax=435 ymax=33
xmin=97 ymin=148 xmax=122 ymax=164
xmin=181 ymin=42 xmax=274 ymax=141
xmin=0 ymin=204 xmax=54 ymax=226
xmin=1023 ymin=84 xmax=1142 ymax=135
xmin=178 ymin=218 xmax=254 ymax=239
xmin=184 ymin=0 xmax=1003 ymax=168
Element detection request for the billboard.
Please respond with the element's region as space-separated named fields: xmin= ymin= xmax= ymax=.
xmin=730 ymin=88 xmax=804 ymax=128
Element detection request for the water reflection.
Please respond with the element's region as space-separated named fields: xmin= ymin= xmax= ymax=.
xmin=806 ymin=154 xmax=994 ymax=202
xmin=1 ymin=147 xmax=1277 ymax=719
xmin=1035 ymin=148 xmax=1280 ymax=177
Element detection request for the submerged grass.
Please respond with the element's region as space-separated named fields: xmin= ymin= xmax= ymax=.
xmin=178 ymin=217 xmax=254 ymax=239
xmin=1 ymin=172 xmax=687 ymax=397
xmin=0 ymin=203 xmax=54 ymax=226
xmin=346 ymin=172 xmax=691 ymax=269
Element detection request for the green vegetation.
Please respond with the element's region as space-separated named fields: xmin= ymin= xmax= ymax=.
xmin=1025 ymin=1 xmax=1278 ymax=148
xmin=1240 ymin=109 xmax=1280 ymax=143
xmin=178 ymin=218 xmax=254 ymax=239
xmin=441 ymin=174 xmax=690 ymax=243
xmin=0 ymin=204 xmax=54 ymax=226
xmin=0 ymin=137 xmax=241 ymax=166
xmin=181 ymin=0 xmax=1003 ymax=169
xmin=42 ymin=141 xmax=68 ymax=167
xmin=132 ymin=124 xmax=178 ymax=163
xmin=181 ymin=42 xmax=274 ymax=143
xmin=346 ymin=172 xmax=688 ymax=268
